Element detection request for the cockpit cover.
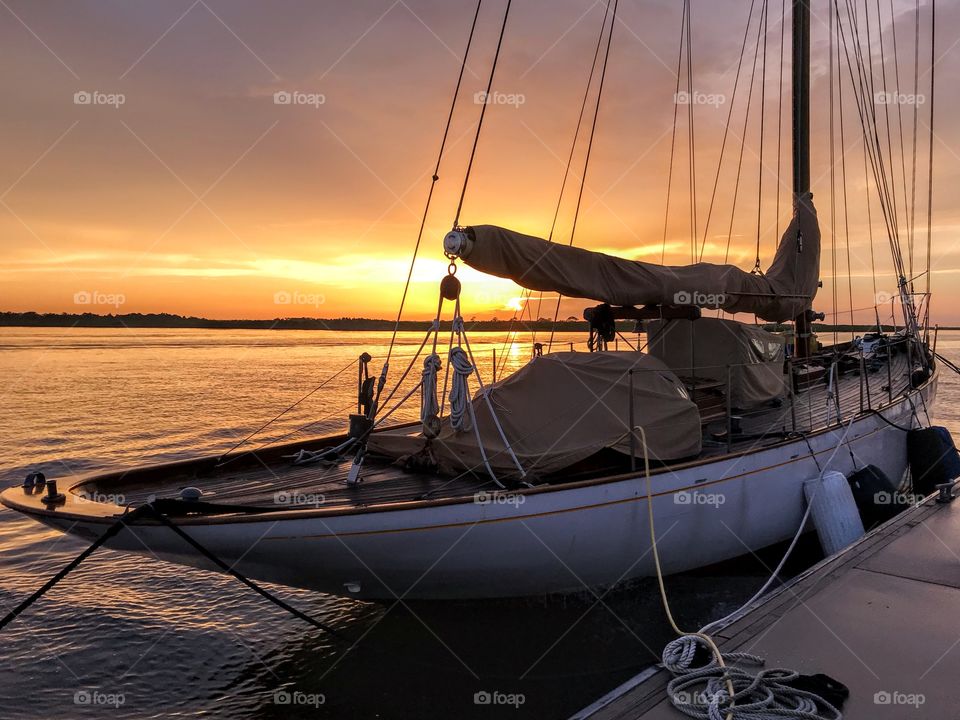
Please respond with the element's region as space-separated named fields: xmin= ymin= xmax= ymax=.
xmin=368 ymin=351 xmax=701 ymax=479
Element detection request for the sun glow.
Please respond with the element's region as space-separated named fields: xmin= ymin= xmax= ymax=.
xmin=504 ymin=296 xmax=526 ymax=313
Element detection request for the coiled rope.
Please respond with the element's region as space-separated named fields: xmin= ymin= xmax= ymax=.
xmin=636 ymin=425 xmax=843 ymax=720
xmin=662 ymin=635 xmax=840 ymax=720
xmin=421 ymin=353 xmax=442 ymax=427
xmin=448 ymin=346 xmax=474 ymax=432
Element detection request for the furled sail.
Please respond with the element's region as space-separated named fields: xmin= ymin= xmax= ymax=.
xmin=446 ymin=192 xmax=820 ymax=323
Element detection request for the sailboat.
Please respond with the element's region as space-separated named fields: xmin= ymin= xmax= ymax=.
xmin=2 ymin=0 xmax=941 ymax=600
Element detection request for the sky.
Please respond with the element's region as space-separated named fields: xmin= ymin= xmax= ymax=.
xmin=1 ymin=0 xmax=958 ymax=324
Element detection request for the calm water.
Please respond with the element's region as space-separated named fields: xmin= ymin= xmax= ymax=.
xmin=1 ymin=327 xmax=959 ymax=719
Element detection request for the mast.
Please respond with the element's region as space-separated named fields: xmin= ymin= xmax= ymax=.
xmin=791 ymin=0 xmax=812 ymax=357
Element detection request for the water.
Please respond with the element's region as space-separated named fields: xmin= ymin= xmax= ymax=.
xmin=1 ymin=327 xmax=958 ymax=719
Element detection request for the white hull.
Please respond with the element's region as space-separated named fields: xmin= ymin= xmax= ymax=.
xmin=25 ymin=379 xmax=935 ymax=600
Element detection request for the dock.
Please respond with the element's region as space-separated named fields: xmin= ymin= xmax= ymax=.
xmin=573 ymin=495 xmax=960 ymax=719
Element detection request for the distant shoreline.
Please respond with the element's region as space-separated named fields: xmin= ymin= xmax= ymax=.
xmin=1 ymin=312 xmax=947 ymax=333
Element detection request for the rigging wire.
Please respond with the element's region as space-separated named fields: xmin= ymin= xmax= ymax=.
xmin=909 ymin=0 xmax=921 ymax=288
xmin=216 ymin=357 xmax=358 ymax=465
xmin=836 ymin=19 xmax=856 ymax=334
xmin=382 ymin=0 xmax=484 ymax=371
xmin=452 ymin=0 xmax=514 ymax=227
xmin=843 ymin=2 xmax=893 ymax=245
xmin=840 ymin=0 xmax=928 ymax=335
xmin=722 ymin=0 xmax=766 ymax=265
xmin=864 ymin=124 xmax=878 ymax=302
xmin=661 ymin=0 xmax=689 ymax=264
xmin=546 ymin=0 xmax=619 ymax=351
xmin=752 ymin=0 xmax=768 ymax=273
xmin=685 ymin=0 xmax=698 ymax=263
xmin=887 ymin=0 xmax=912 ymax=279
xmin=856 ymin=0 xmax=901 ymax=250
xmin=515 ymin=0 xmax=613 ymax=365
xmin=870 ymin=0 xmax=904 ymax=267
xmin=774 ymin=0 xmax=786 ymax=244
xmin=925 ymin=0 xmax=936 ymax=297
xmin=697 ymin=0 xmax=757 ymax=263
xmin=836 ymin=1 xmax=908 ymax=298
xmin=829 ymin=0 xmax=838 ymax=344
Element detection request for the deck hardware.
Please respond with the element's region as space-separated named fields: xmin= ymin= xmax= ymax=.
xmin=41 ymin=478 xmax=65 ymax=505
xmin=346 ymin=451 xmax=364 ymax=485
xmin=180 ymin=487 xmax=203 ymax=501
xmin=22 ymin=471 xmax=45 ymax=490
xmin=935 ymin=481 xmax=956 ymax=504
xmin=348 ymin=414 xmax=374 ymax=440
xmin=439 ymin=272 xmax=461 ymax=301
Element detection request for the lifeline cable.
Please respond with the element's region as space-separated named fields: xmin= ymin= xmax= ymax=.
xmin=216 ymin=357 xmax=357 ymax=466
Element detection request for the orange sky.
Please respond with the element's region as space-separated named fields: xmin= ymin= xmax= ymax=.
xmin=2 ymin=0 xmax=959 ymax=324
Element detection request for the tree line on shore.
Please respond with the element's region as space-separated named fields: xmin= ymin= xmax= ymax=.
xmin=0 ymin=311 xmax=912 ymax=333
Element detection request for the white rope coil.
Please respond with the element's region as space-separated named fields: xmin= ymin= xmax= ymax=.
xmin=663 ymin=636 xmax=842 ymax=720
xmin=448 ymin=346 xmax=474 ymax=432
xmin=421 ymin=353 xmax=442 ymax=427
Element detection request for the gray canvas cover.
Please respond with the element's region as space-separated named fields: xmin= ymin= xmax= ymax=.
xmin=646 ymin=318 xmax=787 ymax=408
xmin=367 ymin=352 xmax=701 ymax=479
xmin=458 ymin=193 xmax=820 ymax=323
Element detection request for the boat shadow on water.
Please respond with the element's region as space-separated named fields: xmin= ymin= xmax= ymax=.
xmin=221 ymin=534 xmax=824 ymax=720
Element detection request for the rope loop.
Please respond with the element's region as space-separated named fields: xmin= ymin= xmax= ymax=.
xmin=448 ymin=346 xmax=475 ymax=432
xmin=420 ymin=353 xmax=442 ymax=437
xmin=663 ymin=634 xmax=841 ymax=720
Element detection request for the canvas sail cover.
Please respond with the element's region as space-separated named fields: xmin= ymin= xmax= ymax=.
xmin=646 ymin=318 xmax=788 ymax=408
xmin=367 ymin=352 xmax=701 ymax=479
xmin=455 ymin=193 xmax=820 ymax=323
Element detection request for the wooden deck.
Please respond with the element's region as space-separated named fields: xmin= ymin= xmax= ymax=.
xmin=75 ymin=341 xmax=921 ymax=513
xmin=91 ymin=451 xmax=492 ymax=510
xmin=571 ymin=494 xmax=960 ymax=720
